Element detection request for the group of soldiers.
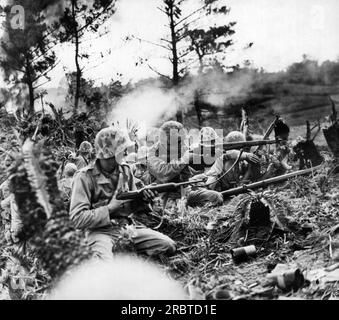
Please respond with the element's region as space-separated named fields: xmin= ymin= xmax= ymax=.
xmin=1 ymin=119 xmax=291 ymax=263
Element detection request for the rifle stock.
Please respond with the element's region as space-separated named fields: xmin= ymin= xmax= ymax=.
xmin=221 ymin=165 xmax=322 ymax=199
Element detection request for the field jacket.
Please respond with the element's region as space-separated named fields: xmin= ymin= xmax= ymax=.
xmin=206 ymin=150 xmax=250 ymax=191
xmin=70 ymin=160 xmax=140 ymax=235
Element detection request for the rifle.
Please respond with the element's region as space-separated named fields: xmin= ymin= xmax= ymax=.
xmin=193 ymin=139 xmax=279 ymax=153
xmin=115 ymin=179 xmax=205 ymax=201
xmin=253 ymin=115 xmax=280 ymax=153
xmin=220 ymin=139 xmax=279 ymax=151
xmin=242 ymin=115 xmax=281 ymax=181
xmin=221 ymin=165 xmax=321 ymax=200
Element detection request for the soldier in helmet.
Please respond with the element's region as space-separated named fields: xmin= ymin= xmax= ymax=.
xmin=189 ymin=127 xmax=222 ymax=172
xmin=75 ymin=141 xmax=94 ymax=169
xmin=69 ymin=127 xmax=176 ymax=260
xmin=147 ymin=121 xmax=224 ymax=209
xmin=58 ymin=163 xmax=78 ymax=202
xmin=125 ymin=152 xmax=138 ymax=165
xmin=203 ymin=131 xmax=260 ymax=191
xmin=0 ymin=153 xmax=23 ymax=245
xmin=130 ymin=146 xmax=154 ymax=186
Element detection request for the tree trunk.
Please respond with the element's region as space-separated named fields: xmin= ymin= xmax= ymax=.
xmin=25 ymin=57 xmax=35 ymax=115
xmin=198 ymin=56 xmax=204 ymax=74
xmin=72 ymin=0 xmax=81 ymax=114
xmin=193 ymin=60 xmax=205 ymax=127
xmin=193 ymin=90 xmax=203 ymax=129
xmin=169 ymin=3 xmax=183 ymax=123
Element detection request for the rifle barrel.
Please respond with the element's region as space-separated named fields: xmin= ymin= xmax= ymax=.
xmin=253 ymin=115 xmax=280 ymax=153
xmin=221 ymin=165 xmax=322 ymax=198
xmin=221 ymin=139 xmax=278 ymax=150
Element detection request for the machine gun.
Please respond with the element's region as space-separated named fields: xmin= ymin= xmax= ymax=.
xmin=115 ymin=179 xmax=205 ymax=201
xmin=221 ymin=165 xmax=321 ymax=200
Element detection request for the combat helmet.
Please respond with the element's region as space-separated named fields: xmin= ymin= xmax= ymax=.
xmin=225 ymin=131 xmax=246 ymax=143
xmin=79 ymin=141 xmax=93 ymax=154
xmin=95 ymin=127 xmax=135 ymax=160
xmin=199 ymin=127 xmax=219 ymax=145
xmin=64 ymin=163 xmax=78 ymax=177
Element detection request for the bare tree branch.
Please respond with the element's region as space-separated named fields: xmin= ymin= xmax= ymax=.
xmin=32 ymin=60 xmax=60 ymax=83
xmin=178 ymin=49 xmax=194 ymax=59
xmin=157 ymin=6 xmax=167 ymax=15
xmin=178 ymin=58 xmax=198 ymax=74
xmin=30 ymin=43 xmax=58 ymax=65
xmin=176 ymin=16 xmax=202 ymax=35
xmin=174 ymin=5 xmax=206 ymax=27
xmin=147 ymin=63 xmax=171 ymax=80
xmin=133 ymin=35 xmax=171 ymax=51
xmin=160 ymin=37 xmax=172 ymax=44
xmin=77 ymin=2 xmax=115 ymax=35
xmin=33 ymin=79 xmax=52 ymax=90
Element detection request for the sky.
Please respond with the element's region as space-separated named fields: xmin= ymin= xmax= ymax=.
xmin=1 ymin=0 xmax=339 ymax=88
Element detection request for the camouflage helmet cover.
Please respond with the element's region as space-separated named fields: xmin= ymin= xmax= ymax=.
xmin=225 ymin=131 xmax=246 ymax=143
xmin=199 ymin=127 xmax=219 ymax=143
xmin=95 ymin=127 xmax=135 ymax=160
xmin=64 ymin=163 xmax=78 ymax=177
xmin=79 ymin=141 xmax=93 ymax=153
xmin=160 ymin=121 xmax=184 ymax=134
xmin=159 ymin=121 xmax=187 ymax=146
xmin=125 ymin=152 xmax=137 ymax=164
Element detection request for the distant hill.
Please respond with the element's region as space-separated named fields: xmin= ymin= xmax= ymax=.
xmin=184 ymin=83 xmax=339 ymax=130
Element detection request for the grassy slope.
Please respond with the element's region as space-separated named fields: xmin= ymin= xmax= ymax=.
xmin=1 ymin=83 xmax=339 ymax=300
xmin=161 ymin=154 xmax=339 ymax=300
xmin=166 ymin=83 xmax=339 ymax=299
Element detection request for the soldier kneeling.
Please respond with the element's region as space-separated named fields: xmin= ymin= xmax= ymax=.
xmin=69 ymin=127 xmax=176 ymax=260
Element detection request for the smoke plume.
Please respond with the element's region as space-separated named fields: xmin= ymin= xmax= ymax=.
xmin=107 ymin=82 xmax=188 ymax=137
xmin=107 ymin=69 xmax=257 ymax=135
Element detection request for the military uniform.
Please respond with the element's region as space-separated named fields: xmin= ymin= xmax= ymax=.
xmin=131 ymin=162 xmax=154 ymax=186
xmin=203 ymin=131 xmax=256 ymax=192
xmin=204 ymin=150 xmax=249 ymax=191
xmin=75 ymin=141 xmax=94 ymax=169
xmin=0 ymin=180 xmax=23 ymax=244
xmin=59 ymin=177 xmax=73 ymax=200
xmin=70 ymin=159 xmax=175 ymax=260
xmin=147 ymin=134 xmax=223 ymax=209
xmin=75 ymin=155 xmax=89 ymax=170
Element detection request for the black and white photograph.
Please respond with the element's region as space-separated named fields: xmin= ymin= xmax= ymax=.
xmin=0 ymin=0 xmax=339 ymax=306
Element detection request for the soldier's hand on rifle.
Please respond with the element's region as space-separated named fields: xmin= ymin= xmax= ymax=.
xmin=245 ymin=153 xmax=260 ymax=164
xmin=141 ymin=189 xmax=158 ymax=202
xmin=108 ymin=199 xmax=134 ymax=219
